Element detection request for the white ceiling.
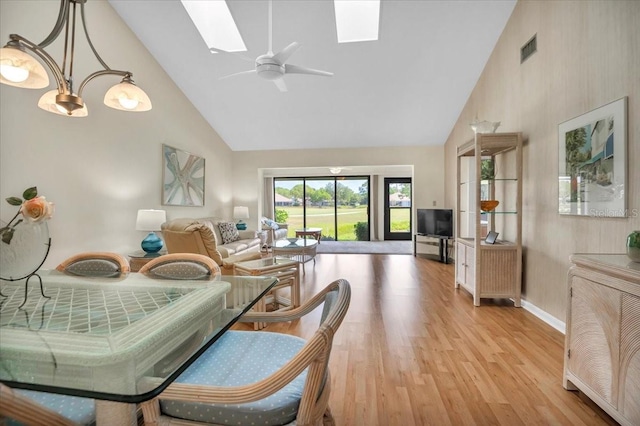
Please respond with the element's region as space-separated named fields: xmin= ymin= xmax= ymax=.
xmin=109 ymin=0 xmax=516 ymax=152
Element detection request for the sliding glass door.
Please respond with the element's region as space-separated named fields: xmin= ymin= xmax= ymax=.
xmin=273 ymin=176 xmax=369 ymax=241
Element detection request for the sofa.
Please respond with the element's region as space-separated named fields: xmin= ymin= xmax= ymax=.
xmin=260 ymin=217 xmax=290 ymax=246
xmin=161 ymin=217 xmax=262 ymax=272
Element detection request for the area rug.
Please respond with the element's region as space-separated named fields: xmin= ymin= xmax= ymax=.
xmin=315 ymin=240 xmax=412 ymax=255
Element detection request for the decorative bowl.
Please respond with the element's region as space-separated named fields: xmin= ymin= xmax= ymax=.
xmin=287 ymin=238 xmax=299 ymax=244
xmin=470 ymin=120 xmax=501 ymax=134
xmin=481 ymin=200 xmax=499 ymax=212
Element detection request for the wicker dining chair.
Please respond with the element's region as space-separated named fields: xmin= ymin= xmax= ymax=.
xmin=139 ymin=278 xmax=351 ymax=426
xmin=138 ymin=253 xmax=221 ymax=280
xmin=0 ymin=383 xmax=95 ymax=426
xmin=56 ymin=251 xmax=130 ymax=278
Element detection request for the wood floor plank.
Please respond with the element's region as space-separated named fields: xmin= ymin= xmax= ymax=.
xmin=233 ymin=253 xmax=614 ymax=425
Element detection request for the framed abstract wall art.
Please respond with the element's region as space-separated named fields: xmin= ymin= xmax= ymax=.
xmin=162 ymin=144 xmax=205 ymax=206
xmin=558 ymin=97 xmax=627 ymax=217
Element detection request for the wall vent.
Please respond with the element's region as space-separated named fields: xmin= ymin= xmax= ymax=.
xmin=521 ymin=34 xmax=537 ymax=63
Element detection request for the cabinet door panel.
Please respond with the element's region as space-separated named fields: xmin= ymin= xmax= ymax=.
xmin=620 ymin=293 xmax=640 ymax=424
xmin=569 ymin=276 xmax=621 ymax=407
xmin=466 ymin=245 xmax=475 ymax=289
xmin=455 ymin=243 xmax=466 ymax=285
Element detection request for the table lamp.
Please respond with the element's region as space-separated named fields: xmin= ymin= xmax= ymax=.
xmin=136 ymin=209 xmax=166 ymax=253
xmin=233 ymin=206 xmax=249 ymax=230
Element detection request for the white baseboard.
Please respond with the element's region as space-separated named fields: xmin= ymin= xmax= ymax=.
xmin=521 ymin=299 xmax=566 ymax=334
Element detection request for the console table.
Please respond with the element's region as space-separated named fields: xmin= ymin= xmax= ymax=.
xmin=413 ymin=234 xmax=453 ymax=263
xmin=564 ymin=254 xmax=640 ymax=426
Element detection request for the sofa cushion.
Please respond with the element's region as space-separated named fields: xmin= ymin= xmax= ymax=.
xmin=218 ymin=222 xmax=239 ymax=244
xmin=161 ymin=218 xmax=224 ymax=265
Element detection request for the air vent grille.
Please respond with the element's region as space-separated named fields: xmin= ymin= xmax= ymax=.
xmin=521 ymin=34 xmax=537 ymax=63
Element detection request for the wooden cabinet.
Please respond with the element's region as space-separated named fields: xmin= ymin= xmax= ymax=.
xmin=564 ymin=254 xmax=640 ymax=426
xmin=454 ymin=132 xmax=523 ymax=306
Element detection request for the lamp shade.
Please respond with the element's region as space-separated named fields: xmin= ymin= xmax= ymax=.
xmin=136 ymin=209 xmax=166 ymax=231
xmin=104 ymin=79 xmax=152 ymax=112
xmin=233 ymin=206 xmax=249 ymax=220
xmin=38 ymin=90 xmax=88 ymax=117
xmin=0 ymin=47 xmax=49 ymax=89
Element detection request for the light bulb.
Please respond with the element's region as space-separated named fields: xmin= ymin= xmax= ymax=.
xmin=118 ymin=96 xmax=139 ymax=110
xmin=0 ymin=64 xmax=29 ymax=83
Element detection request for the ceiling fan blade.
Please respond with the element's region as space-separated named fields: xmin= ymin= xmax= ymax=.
xmin=219 ymin=69 xmax=256 ymax=80
xmin=273 ymin=78 xmax=288 ymax=92
xmin=273 ymin=42 xmax=300 ymax=65
xmin=284 ymin=64 xmax=333 ymax=77
xmin=209 ymin=47 xmax=255 ymax=63
xmin=268 ymin=0 xmax=273 ymax=54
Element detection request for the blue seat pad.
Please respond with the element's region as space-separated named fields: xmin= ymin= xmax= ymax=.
xmin=10 ymin=390 xmax=95 ymax=426
xmin=160 ymin=330 xmax=307 ymax=425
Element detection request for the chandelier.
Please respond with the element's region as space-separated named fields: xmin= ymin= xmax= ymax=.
xmin=0 ymin=0 xmax=151 ymax=117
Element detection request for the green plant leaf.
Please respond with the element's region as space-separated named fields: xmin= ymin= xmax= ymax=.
xmin=1 ymin=228 xmax=14 ymax=244
xmin=23 ymin=186 xmax=38 ymax=200
xmin=6 ymin=197 xmax=22 ymax=206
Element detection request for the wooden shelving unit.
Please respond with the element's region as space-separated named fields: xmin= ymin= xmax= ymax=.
xmin=454 ymin=132 xmax=523 ymax=306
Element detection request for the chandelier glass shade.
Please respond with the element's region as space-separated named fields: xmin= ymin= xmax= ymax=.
xmin=0 ymin=0 xmax=151 ymax=117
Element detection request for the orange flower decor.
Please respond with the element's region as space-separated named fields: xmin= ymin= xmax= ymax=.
xmin=1 ymin=186 xmax=54 ymax=244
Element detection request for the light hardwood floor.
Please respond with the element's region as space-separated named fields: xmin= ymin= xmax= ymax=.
xmin=234 ymin=253 xmax=616 ymax=425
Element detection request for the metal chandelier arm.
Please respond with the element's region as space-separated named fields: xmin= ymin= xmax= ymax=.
xmin=77 ymin=69 xmax=129 ymax=97
xmin=79 ymin=0 xmax=111 ymax=71
xmin=35 ymin=0 xmax=69 ymax=49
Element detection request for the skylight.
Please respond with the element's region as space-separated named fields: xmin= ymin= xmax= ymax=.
xmin=181 ymin=0 xmax=247 ymax=52
xmin=334 ymin=0 xmax=380 ymax=43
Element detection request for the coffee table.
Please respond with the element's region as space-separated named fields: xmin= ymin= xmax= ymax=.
xmin=272 ymin=238 xmax=318 ymax=274
xmin=295 ymin=227 xmax=322 ymax=243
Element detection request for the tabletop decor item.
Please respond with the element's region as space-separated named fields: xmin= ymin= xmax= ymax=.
xmin=627 ymin=230 xmax=640 ymax=262
xmin=0 ymin=186 xmax=54 ymax=307
xmin=480 ymin=200 xmax=499 ymax=212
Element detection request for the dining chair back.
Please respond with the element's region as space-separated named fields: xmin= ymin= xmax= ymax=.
xmin=138 ymin=253 xmax=221 ymax=280
xmin=56 ymin=252 xmax=130 ymax=278
xmin=139 ymin=278 xmax=351 ymax=426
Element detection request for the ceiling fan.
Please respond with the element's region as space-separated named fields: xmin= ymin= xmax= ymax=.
xmin=215 ymin=0 xmax=333 ymax=92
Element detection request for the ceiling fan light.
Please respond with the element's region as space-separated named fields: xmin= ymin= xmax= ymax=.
xmin=104 ymin=79 xmax=152 ymax=112
xmin=38 ymin=90 xmax=88 ymax=117
xmin=0 ymin=47 xmax=49 ymax=88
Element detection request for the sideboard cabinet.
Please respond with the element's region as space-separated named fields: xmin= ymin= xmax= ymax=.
xmin=564 ymin=254 xmax=640 ymax=426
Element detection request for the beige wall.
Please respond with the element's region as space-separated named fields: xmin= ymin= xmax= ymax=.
xmin=231 ymin=146 xmax=446 ymax=238
xmin=444 ymin=0 xmax=640 ymax=322
xmin=0 ymin=1 xmax=233 ymax=267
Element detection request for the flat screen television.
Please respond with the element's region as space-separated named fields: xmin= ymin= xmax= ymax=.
xmin=417 ymin=209 xmax=453 ymax=237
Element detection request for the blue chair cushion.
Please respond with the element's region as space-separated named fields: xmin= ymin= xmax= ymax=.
xmin=147 ymin=261 xmax=211 ymax=280
xmin=160 ymin=330 xmax=307 ymax=425
xmin=9 ymin=390 xmax=95 ymax=425
xmin=65 ymin=259 xmax=121 ymax=277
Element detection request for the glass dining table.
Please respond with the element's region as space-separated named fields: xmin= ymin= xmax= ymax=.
xmin=0 ymin=270 xmax=277 ymax=424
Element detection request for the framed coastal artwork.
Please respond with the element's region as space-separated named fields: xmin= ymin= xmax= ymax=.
xmin=162 ymin=144 xmax=205 ymax=206
xmin=558 ymin=97 xmax=627 ymax=217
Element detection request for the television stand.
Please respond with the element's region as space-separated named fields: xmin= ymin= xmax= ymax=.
xmin=413 ymin=234 xmax=454 ymax=263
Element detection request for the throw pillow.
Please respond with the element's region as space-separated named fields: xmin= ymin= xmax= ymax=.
xmin=218 ymin=222 xmax=240 ymax=244
xmin=262 ymin=218 xmax=280 ymax=230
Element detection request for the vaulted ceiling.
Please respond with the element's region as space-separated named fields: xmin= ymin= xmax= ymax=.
xmin=110 ymin=0 xmax=516 ymax=151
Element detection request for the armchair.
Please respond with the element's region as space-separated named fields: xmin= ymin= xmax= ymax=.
xmin=261 ymin=216 xmax=290 ymax=246
xmin=140 ymin=279 xmax=351 ymax=426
